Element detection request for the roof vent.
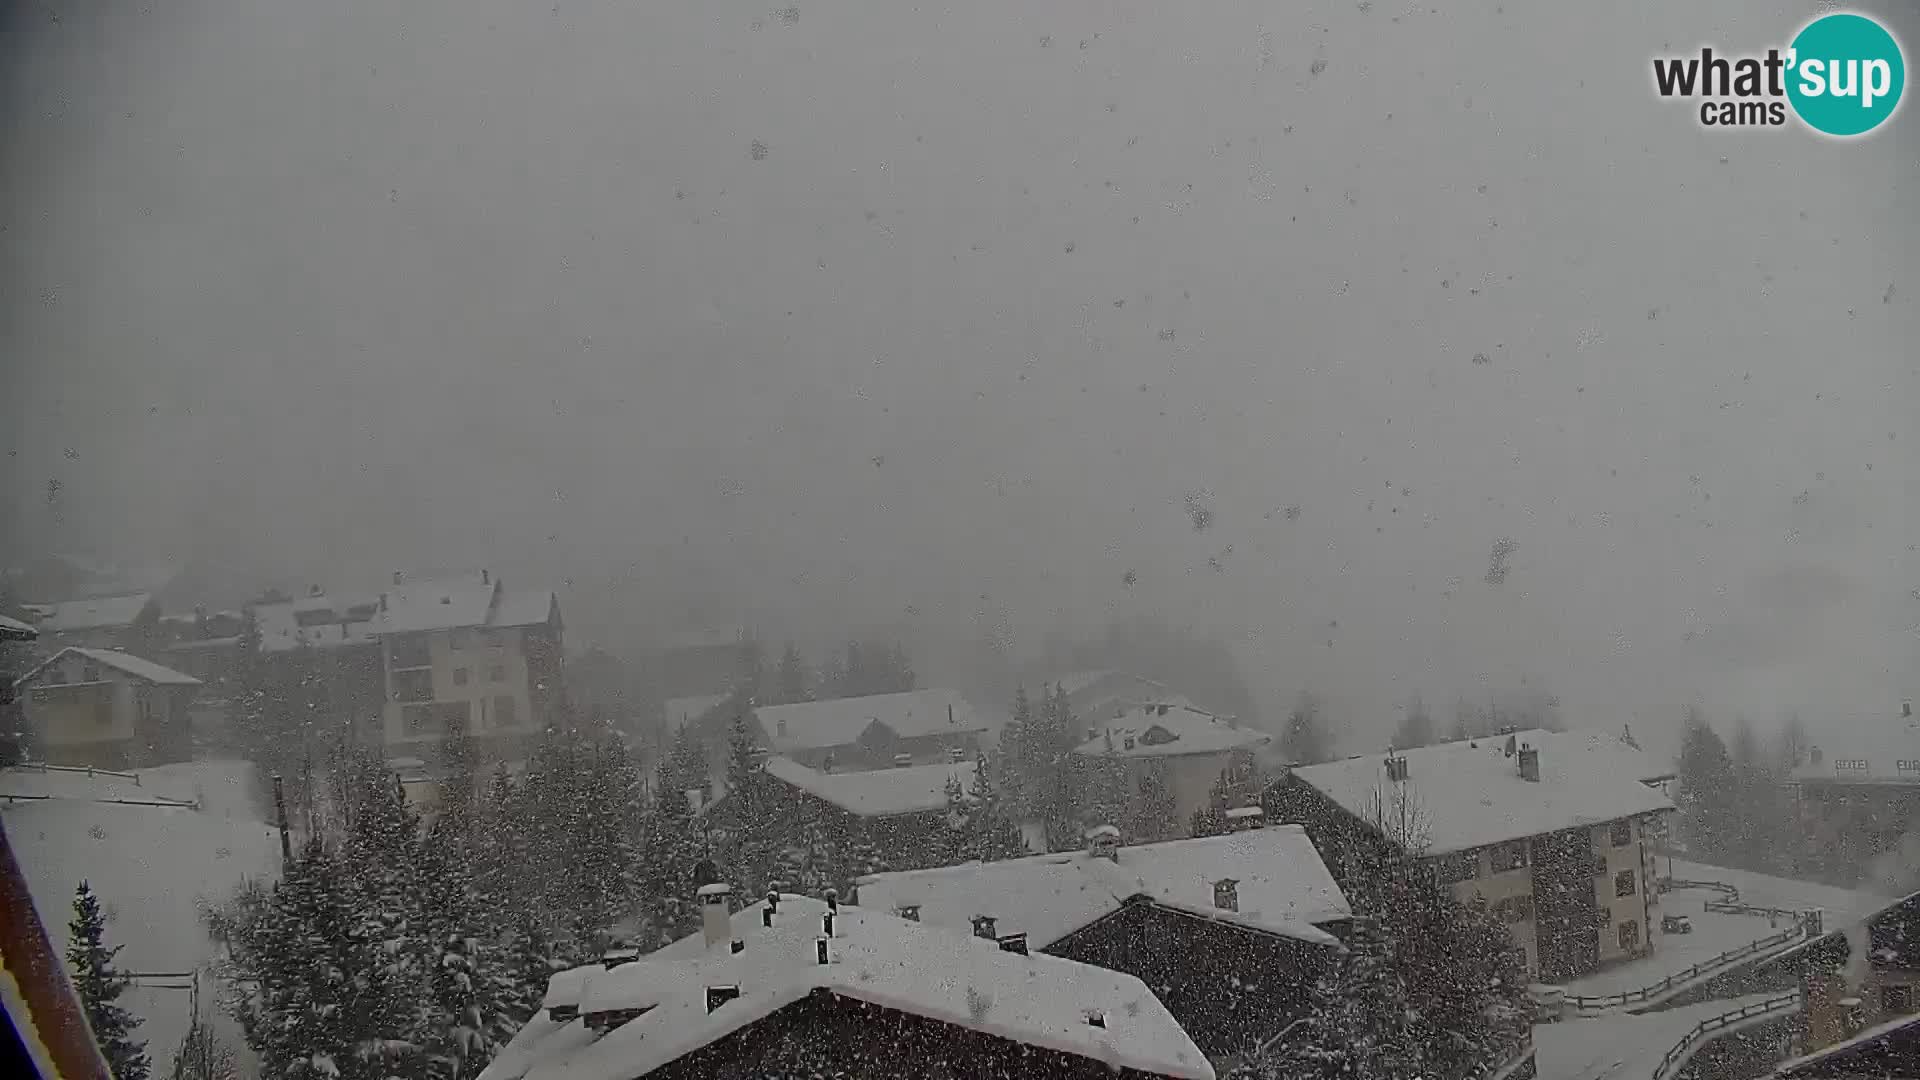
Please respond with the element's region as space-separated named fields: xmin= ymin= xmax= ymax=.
xmin=440 ymin=595 xmax=451 ymax=605
xmin=1158 ymin=703 xmax=1169 ymax=716
xmin=970 ymin=914 xmax=997 ymax=940
xmin=1086 ymin=823 xmax=1121 ymax=861
xmin=997 ymin=932 xmax=1029 ymax=956
xmin=762 ymin=907 xmax=774 ymax=928
xmin=600 ymin=946 xmax=641 ymax=970
xmin=706 ymin=985 xmax=741 ymax=1013
xmin=308 ymin=584 xmax=323 ymax=597
xmin=896 ymin=904 xmax=921 ymax=922
xmin=1085 ymin=1009 xmax=1106 ymax=1029
xmin=893 ymin=753 xmax=913 ymax=768
xmin=1518 ymin=744 xmax=1540 ymax=783
xmin=815 ymin=938 xmax=829 ymax=965
xmin=393 ymin=571 xmax=404 ymax=586
xmin=822 ymin=912 xmax=835 ymax=937
xmin=730 ymin=939 xmax=745 ymax=954
xmin=1213 ymin=878 xmax=1239 ymax=912
xmin=1905 ymin=701 xmax=1914 ymax=720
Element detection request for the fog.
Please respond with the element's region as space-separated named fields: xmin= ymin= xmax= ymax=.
xmin=3 ymin=0 xmax=1914 ymax=750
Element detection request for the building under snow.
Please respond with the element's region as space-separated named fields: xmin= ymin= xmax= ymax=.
xmin=478 ymin=886 xmax=1214 ymax=1080
xmin=752 ymin=688 xmax=988 ymax=770
xmin=15 ymin=647 xmax=201 ymax=769
xmin=1268 ymin=732 xmax=1675 ymax=984
xmin=855 ymin=825 xmax=1351 ymax=1057
xmin=1073 ymin=701 xmax=1270 ymax=841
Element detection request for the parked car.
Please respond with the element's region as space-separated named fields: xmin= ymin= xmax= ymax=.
xmin=1662 ymin=914 xmax=1694 ymax=934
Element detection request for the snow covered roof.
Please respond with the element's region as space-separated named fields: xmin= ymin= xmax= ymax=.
xmin=1506 ymin=728 xmax=1675 ymax=784
xmin=485 ymin=895 xmax=1212 ymax=1080
xmin=761 ymin=756 xmax=978 ymax=817
xmin=17 ymin=647 xmax=201 ymax=688
xmin=368 ymin=573 xmax=499 ymax=634
xmin=754 ymin=688 xmax=988 ymax=752
xmin=1075 ymin=702 xmax=1269 ymax=759
xmin=38 ymin=593 xmax=153 ymax=632
xmin=1768 ymin=1009 xmax=1920 ymax=1076
xmin=253 ymin=591 xmax=382 ymax=652
xmin=1288 ymin=734 xmax=1676 ymax=856
xmin=662 ymin=694 xmax=730 ymax=732
xmin=0 ymin=613 xmax=37 ymax=640
xmin=857 ymin=825 xmax=1350 ymax=949
xmin=493 ymin=589 xmax=558 ymax=628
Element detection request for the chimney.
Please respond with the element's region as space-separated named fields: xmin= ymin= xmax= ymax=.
xmin=815 ymin=938 xmax=829 ymax=965
xmin=730 ymin=939 xmax=745 ymax=954
xmin=1158 ymin=703 xmax=1169 ymax=716
xmin=893 ymin=753 xmax=913 ymax=768
xmin=825 ymin=888 xmax=839 ymax=913
xmin=896 ymin=904 xmax=921 ymax=922
xmin=309 ymin=584 xmax=323 ymax=597
xmin=1085 ymin=824 xmax=1121 ymax=860
xmin=1214 ymin=878 xmax=1240 ymax=912
xmin=1503 ymin=733 xmax=1517 ymax=758
xmin=822 ymin=912 xmax=835 ymax=937
xmin=482 ymin=569 xmax=490 ymax=585
xmin=379 ymin=593 xmax=388 ymax=612
xmin=1518 ymin=744 xmax=1540 ymax=783
xmin=1385 ymin=753 xmax=1409 ymax=783
xmin=997 ymin=932 xmax=1028 ymax=956
xmin=392 ymin=570 xmax=404 ymax=586
xmin=1905 ymin=701 xmax=1914 ymax=720
xmin=970 ymin=914 xmax=997 ymax=940
xmin=1085 ymin=1009 xmax=1106 ymax=1029
xmin=706 ymin=985 xmax=741 ymax=1012
xmin=762 ymin=907 xmax=774 ymax=928
xmin=1811 ymin=745 xmax=1824 ymax=765
xmin=698 ymin=883 xmax=733 ymax=948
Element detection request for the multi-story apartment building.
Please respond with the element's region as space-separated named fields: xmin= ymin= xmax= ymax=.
xmin=368 ymin=571 xmax=561 ymax=758
xmin=1073 ymin=701 xmax=1270 ymax=841
xmin=1268 ymin=732 xmax=1675 ymax=983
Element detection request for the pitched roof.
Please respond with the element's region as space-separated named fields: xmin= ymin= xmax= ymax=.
xmin=368 ymin=574 xmax=499 ymax=634
xmin=1075 ymin=702 xmax=1269 ymax=758
xmin=857 ymin=826 xmax=1350 ymax=949
xmin=39 ymin=593 xmax=153 ymax=632
xmin=485 ymin=894 xmax=1211 ymax=1080
xmin=253 ymin=591 xmax=382 ymax=653
xmin=1524 ymin=727 xmax=1676 ymax=784
xmin=0 ymin=614 xmax=37 ymax=641
xmin=1288 ymin=733 xmax=1675 ymax=856
xmin=761 ymin=756 xmax=977 ymax=817
xmin=17 ymin=647 xmax=200 ymax=688
xmin=663 ymin=694 xmax=731 ymax=732
xmin=755 ymin=689 xmax=987 ymax=752
xmin=492 ymin=589 xmax=557 ymax=628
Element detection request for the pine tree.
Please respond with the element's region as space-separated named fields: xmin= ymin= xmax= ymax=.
xmin=1127 ymin=760 xmax=1179 ymax=843
xmin=725 ymin=711 xmax=761 ymax=805
xmin=638 ymin=755 xmax=707 ymax=945
xmin=1393 ymin=695 xmax=1434 ymax=749
xmin=1281 ymin=692 xmax=1331 ymax=764
xmin=1249 ymin=916 xmax=1425 ymax=1080
xmin=961 ymin=757 xmax=1027 ymax=861
xmin=774 ymin=643 xmax=811 ymax=705
xmin=67 ymin=882 xmax=148 ymax=1080
xmin=1676 ymin=707 xmax=1737 ymax=858
xmin=169 ymin=1021 xmax=237 ymax=1080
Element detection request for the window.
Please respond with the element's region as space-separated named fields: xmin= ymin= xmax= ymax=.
xmin=1594 ymin=853 xmax=1611 ymax=878
xmin=1615 ymin=869 xmax=1636 ymax=897
xmin=1883 ymin=985 xmax=1913 ymax=1015
xmin=494 ymin=695 xmax=517 ymax=728
xmin=1619 ymin=919 xmax=1640 ymax=952
xmin=489 ymin=663 xmax=507 ymax=683
xmin=1491 ymin=841 xmax=1528 ymax=872
xmin=1610 ymin=819 xmax=1633 ymax=847
xmin=82 ymin=664 xmax=100 ymax=682
xmin=452 ymin=667 xmax=470 ymax=686
xmin=448 ymin=629 xmax=471 ymax=650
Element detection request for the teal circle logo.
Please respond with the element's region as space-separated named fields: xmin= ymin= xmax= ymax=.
xmin=1787 ymin=13 xmax=1905 ymax=136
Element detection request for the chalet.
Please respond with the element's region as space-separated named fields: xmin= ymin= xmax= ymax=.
xmin=754 ymin=688 xmax=987 ymax=769
xmin=14 ymin=648 xmax=199 ymax=769
xmin=478 ymin=888 xmax=1214 ymax=1080
xmin=1046 ymin=670 xmax=1184 ymax=740
xmin=856 ymin=826 xmax=1352 ymax=1057
xmin=1269 ymin=733 xmax=1674 ymax=983
xmin=1074 ymin=702 xmax=1270 ymax=841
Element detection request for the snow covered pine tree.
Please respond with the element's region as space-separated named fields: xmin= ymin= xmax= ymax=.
xmin=67 ymin=881 xmax=148 ymax=1080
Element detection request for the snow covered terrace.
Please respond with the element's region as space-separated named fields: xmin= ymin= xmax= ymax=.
xmin=857 ymin=825 xmax=1351 ymax=948
xmin=753 ymin=688 xmax=988 ymax=753
xmin=480 ymin=893 xmax=1213 ymax=1080
xmin=760 ymin=755 xmax=978 ymax=818
xmin=1288 ymin=732 xmax=1676 ymax=856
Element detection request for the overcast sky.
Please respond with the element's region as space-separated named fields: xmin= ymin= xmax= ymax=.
xmin=3 ymin=0 xmax=1914 ymax=749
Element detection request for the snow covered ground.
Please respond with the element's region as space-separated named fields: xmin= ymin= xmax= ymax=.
xmin=1561 ymin=859 xmax=1888 ymax=999
xmin=2 ymin=758 xmax=278 ymax=1075
xmin=1535 ymin=992 xmax=1789 ymax=1080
